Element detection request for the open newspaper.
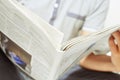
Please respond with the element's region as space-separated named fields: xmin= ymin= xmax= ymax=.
xmin=0 ymin=0 xmax=120 ymax=80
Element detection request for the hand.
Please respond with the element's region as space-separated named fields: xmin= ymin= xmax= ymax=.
xmin=109 ymin=30 xmax=120 ymax=71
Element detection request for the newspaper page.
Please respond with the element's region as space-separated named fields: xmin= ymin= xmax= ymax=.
xmin=59 ymin=25 xmax=120 ymax=76
xmin=0 ymin=0 xmax=64 ymax=80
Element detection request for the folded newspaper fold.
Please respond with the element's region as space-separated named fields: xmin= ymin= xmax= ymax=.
xmin=0 ymin=0 xmax=120 ymax=80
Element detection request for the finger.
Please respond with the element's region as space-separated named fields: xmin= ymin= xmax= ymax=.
xmin=109 ymin=35 xmax=118 ymax=54
xmin=112 ymin=31 xmax=120 ymax=50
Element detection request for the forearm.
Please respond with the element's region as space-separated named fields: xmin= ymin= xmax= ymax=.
xmin=80 ymin=53 xmax=118 ymax=72
xmin=79 ymin=30 xmax=93 ymax=36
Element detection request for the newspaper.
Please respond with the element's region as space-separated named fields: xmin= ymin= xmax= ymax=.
xmin=0 ymin=0 xmax=120 ymax=80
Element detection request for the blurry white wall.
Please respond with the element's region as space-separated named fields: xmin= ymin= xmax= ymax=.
xmin=105 ymin=0 xmax=120 ymax=27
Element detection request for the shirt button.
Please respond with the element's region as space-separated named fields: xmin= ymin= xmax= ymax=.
xmin=54 ymin=3 xmax=59 ymax=8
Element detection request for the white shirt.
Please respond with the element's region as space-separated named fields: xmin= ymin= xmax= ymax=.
xmin=17 ymin=0 xmax=109 ymax=41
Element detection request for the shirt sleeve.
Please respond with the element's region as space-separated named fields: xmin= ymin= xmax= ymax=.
xmin=82 ymin=0 xmax=110 ymax=32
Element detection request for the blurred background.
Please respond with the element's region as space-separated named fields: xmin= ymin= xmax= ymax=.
xmin=105 ymin=0 xmax=120 ymax=27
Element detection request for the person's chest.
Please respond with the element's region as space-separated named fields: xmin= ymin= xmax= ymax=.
xmin=17 ymin=0 xmax=90 ymax=24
